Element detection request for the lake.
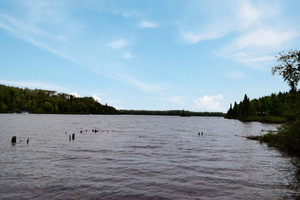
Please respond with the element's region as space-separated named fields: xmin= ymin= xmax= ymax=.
xmin=0 ymin=114 xmax=299 ymax=199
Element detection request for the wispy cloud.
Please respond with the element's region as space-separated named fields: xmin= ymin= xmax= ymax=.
xmin=0 ymin=2 xmax=165 ymax=97
xmin=0 ymin=14 xmax=77 ymax=63
xmin=230 ymin=28 xmax=298 ymax=51
xmin=181 ymin=30 xmax=225 ymax=44
xmin=0 ymin=79 xmax=65 ymax=92
xmin=111 ymin=9 xmax=142 ymax=18
xmin=119 ymin=75 xmax=165 ymax=94
xmin=237 ymin=0 xmax=261 ymax=29
xmin=178 ymin=1 xmax=237 ymax=44
xmin=228 ymin=52 xmax=274 ymax=69
xmin=226 ymin=71 xmax=245 ymax=78
xmin=0 ymin=20 xmax=14 ymax=32
xmin=138 ymin=20 xmax=160 ymax=29
xmin=106 ymin=39 xmax=129 ymax=49
xmin=221 ymin=27 xmax=298 ymax=69
xmin=178 ymin=0 xmax=300 ymax=68
xmin=122 ymin=52 xmax=136 ymax=60
xmin=179 ymin=1 xmax=263 ymax=44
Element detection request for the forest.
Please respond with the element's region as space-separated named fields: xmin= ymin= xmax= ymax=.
xmin=0 ymin=84 xmax=118 ymax=114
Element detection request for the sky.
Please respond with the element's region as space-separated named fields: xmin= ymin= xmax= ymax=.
xmin=0 ymin=0 xmax=300 ymax=112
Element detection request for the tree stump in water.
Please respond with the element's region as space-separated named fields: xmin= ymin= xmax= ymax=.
xmin=11 ymin=136 xmax=17 ymax=144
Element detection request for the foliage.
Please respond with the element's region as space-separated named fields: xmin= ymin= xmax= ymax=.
xmin=0 ymin=84 xmax=118 ymax=114
xmin=272 ymin=50 xmax=300 ymax=92
xmin=260 ymin=120 xmax=300 ymax=155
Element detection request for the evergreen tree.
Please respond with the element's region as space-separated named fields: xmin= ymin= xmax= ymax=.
xmin=240 ymin=94 xmax=250 ymax=117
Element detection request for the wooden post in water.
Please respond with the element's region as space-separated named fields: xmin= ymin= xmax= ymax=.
xmin=72 ymin=133 xmax=75 ymax=140
xmin=11 ymin=136 xmax=16 ymax=144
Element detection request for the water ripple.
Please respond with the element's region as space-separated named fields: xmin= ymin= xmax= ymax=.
xmin=0 ymin=114 xmax=299 ymax=199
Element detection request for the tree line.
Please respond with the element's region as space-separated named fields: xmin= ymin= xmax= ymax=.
xmin=0 ymin=84 xmax=118 ymax=114
xmin=225 ymin=91 xmax=300 ymax=123
xmin=119 ymin=109 xmax=224 ymax=116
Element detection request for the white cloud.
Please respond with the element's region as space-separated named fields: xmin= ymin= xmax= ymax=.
xmin=179 ymin=1 xmax=262 ymax=44
xmin=71 ymin=92 xmax=80 ymax=98
xmin=120 ymin=75 xmax=165 ymax=94
xmin=178 ymin=1 xmax=237 ymax=44
xmin=122 ymin=52 xmax=136 ymax=59
xmin=107 ymin=39 xmax=129 ymax=49
xmin=229 ymin=51 xmax=274 ymax=69
xmin=238 ymin=1 xmax=261 ymax=29
xmin=0 ymin=20 xmax=14 ymax=32
xmin=231 ymin=28 xmax=298 ymax=51
xmin=181 ymin=30 xmax=225 ymax=44
xmin=92 ymin=94 xmax=101 ymax=102
xmin=194 ymin=95 xmax=224 ymax=111
xmin=179 ymin=1 xmax=300 ymax=68
xmin=220 ymin=27 xmax=298 ymax=69
xmin=138 ymin=21 xmax=160 ymax=29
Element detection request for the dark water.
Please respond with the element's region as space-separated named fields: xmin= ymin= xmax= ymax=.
xmin=0 ymin=114 xmax=299 ymax=199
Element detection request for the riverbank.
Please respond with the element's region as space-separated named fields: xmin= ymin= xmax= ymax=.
xmin=225 ymin=115 xmax=286 ymax=124
xmin=245 ymin=119 xmax=300 ymax=158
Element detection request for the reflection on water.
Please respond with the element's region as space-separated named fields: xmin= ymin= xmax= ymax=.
xmin=0 ymin=114 xmax=299 ymax=199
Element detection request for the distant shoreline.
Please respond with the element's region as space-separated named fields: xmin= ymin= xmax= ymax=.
xmin=0 ymin=84 xmax=225 ymax=116
xmin=0 ymin=112 xmax=225 ymax=117
xmin=118 ymin=109 xmax=225 ymax=117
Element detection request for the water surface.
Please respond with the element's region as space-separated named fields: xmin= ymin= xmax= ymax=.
xmin=0 ymin=114 xmax=299 ymax=199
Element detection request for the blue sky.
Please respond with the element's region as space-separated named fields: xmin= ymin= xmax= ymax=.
xmin=1 ymin=0 xmax=300 ymax=112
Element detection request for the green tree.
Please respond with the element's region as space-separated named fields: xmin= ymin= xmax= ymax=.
xmin=43 ymin=101 xmax=53 ymax=113
xmin=227 ymin=104 xmax=233 ymax=116
xmin=232 ymin=102 xmax=238 ymax=117
xmin=0 ymin=102 xmax=8 ymax=112
xmin=272 ymin=50 xmax=300 ymax=92
xmin=240 ymin=94 xmax=250 ymax=117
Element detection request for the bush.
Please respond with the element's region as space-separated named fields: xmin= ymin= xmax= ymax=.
xmin=261 ymin=120 xmax=300 ymax=156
